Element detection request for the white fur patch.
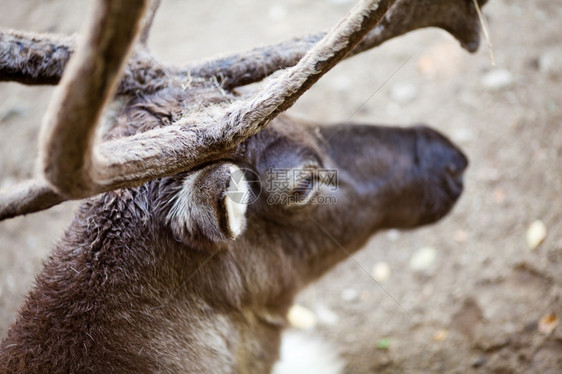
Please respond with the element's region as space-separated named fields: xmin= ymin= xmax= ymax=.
xmin=166 ymin=170 xmax=203 ymax=239
xmin=224 ymin=165 xmax=249 ymax=238
xmin=272 ymin=330 xmax=345 ymax=374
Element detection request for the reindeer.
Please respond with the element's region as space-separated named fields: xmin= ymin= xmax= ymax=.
xmin=0 ymin=0 xmax=488 ymax=372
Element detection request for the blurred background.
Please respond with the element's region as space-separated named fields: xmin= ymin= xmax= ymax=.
xmin=1 ymin=0 xmax=561 ymax=372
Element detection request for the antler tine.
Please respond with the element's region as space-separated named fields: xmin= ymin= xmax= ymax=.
xmin=0 ymin=29 xmax=170 ymax=94
xmin=353 ymin=0 xmax=489 ymax=55
xmin=0 ymin=0 xmax=148 ymax=221
xmin=190 ymin=0 xmax=489 ymax=89
xmin=0 ymin=31 xmax=74 ymax=86
xmin=38 ymin=0 xmax=148 ymax=199
xmin=0 ymin=0 xmax=165 ymax=97
xmin=0 ymin=180 xmax=64 ymax=221
xmin=139 ymin=0 xmax=161 ymax=46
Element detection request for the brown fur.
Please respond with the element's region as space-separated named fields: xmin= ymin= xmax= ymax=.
xmin=0 ymin=87 xmax=467 ymax=373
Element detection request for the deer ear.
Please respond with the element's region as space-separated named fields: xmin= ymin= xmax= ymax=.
xmin=222 ymin=164 xmax=251 ymax=238
xmin=166 ymin=163 xmax=250 ymax=244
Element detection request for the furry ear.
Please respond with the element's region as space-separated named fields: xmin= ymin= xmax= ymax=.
xmin=165 ymin=163 xmax=251 ymax=244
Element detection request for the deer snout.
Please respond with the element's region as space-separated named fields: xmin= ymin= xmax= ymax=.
xmin=444 ymin=144 xmax=468 ymax=187
xmin=414 ymin=125 xmax=468 ymax=190
xmin=412 ymin=125 xmax=468 ymax=225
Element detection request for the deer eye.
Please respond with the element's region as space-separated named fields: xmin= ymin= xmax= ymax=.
xmin=288 ymin=170 xmax=316 ymax=205
xmin=293 ymin=174 xmax=314 ymax=197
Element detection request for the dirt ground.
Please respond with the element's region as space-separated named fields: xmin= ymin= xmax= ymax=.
xmin=1 ymin=0 xmax=561 ymax=373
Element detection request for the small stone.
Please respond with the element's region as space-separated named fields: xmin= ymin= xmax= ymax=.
xmin=493 ymin=188 xmax=506 ymax=204
xmin=372 ymin=261 xmax=391 ymax=283
xmin=453 ymin=230 xmax=469 ymax=243
xmin=287 ymin=304 xmax=317 ymax=330
xmin=526 ymin=220 xmax=547 ymax=250
xmin=0 ymin=104 xmax=27 ymax=122
xmin=417 ymin=41 xmax=464 ymax=78
xmin=474 ymin=333 xmax=511 ymax=352
xmin=341 ymin=288 xmax=359 ymax=302
xmin=432 ymin=329 xmax=448 ymax=342
xmin=472 ymin=355 xmax=487 ymax=368
xmin=481 ymin=69 xmax=514 ymax=90
xmin=390 ymin=82 xmax=418 ymax=104
xmin=410 ymin=246 xmax=437 ymax=272
xmin=539 ymin=49 xmax=562 ymax=77
xmin=375 ymin=355 xmax=393 ymax=368
xmin=421 ymin=285 xmax=434 ymax=298
xmin=360 ymin=290 xmax=372 ymax=303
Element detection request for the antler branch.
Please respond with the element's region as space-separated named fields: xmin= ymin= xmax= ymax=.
xmin=139 ymin=0 xmax=161 ymax=46
xmin=60 ymin=0 xmax=400 ymax=193
xmin=0 ymin=180 xmax=64 ymax=221
xmin=189 ymin=0 xmax=488 ymax=89
xmin=39 ymin=0 xmax=148 ymax=198
xmin=0 ymin=0 xmax=488 ymax=94
xmin=88 ymin=0 xmax=399 ymax=188
xmin=0 ymin=31 xmax=73 ymax=86
xmin=0 ymin=0 xmax=148 ymax=220
xmin=0 ymin=29 xmax=172 ymax=94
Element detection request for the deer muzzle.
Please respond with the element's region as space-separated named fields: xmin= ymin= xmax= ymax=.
xmin=319 ymin=123 xmax=468 ymax=230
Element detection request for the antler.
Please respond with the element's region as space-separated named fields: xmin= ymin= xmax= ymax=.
xmin=0 ymin=0 xmax=488 ymax=95
xmin=0 ymin=0 xmax=165 ymax=94
xmin=0 ymin=0 xmax=491 ymax=220
xmin=0 ymin=181 xmax=64 ymax=220
xmin=0 ymin=0 xmax=399 ymax=220
xmin=191 ymin=0 xmax=489 ymax=89
xmin=0 ymin=0 xmax=149 ymax=220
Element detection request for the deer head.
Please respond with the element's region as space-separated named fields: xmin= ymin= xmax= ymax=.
xmin=121 ymin=86 xmax=467 ymax=280
xmin=0 ymin=0 xmax=486 ymax=372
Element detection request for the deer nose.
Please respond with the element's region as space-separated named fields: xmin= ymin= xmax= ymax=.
xmin=445 ymin=154 xmax=468 ymax=184
xmin=414 ymin=125 xmax=469 ymax=182
xmin=445 ymin=144 xmax=468 ymax=178
xmin=412 ymin=125 xmax=468 ymax=225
